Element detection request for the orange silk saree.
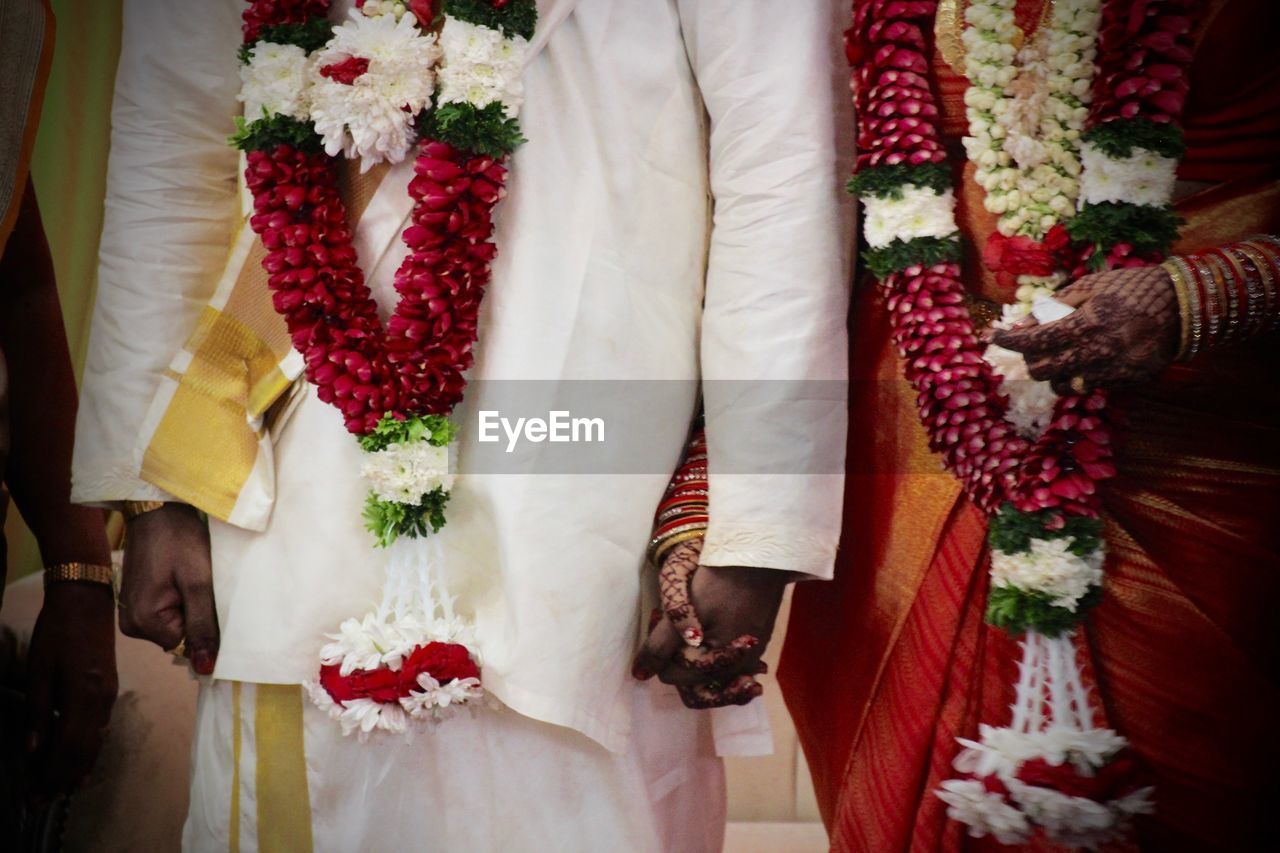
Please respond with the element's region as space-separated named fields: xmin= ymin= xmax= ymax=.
xmin=780 ymin=1 xmax=1280 ymax=849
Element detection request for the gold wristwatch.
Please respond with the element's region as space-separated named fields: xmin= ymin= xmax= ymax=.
xmin=122 ymin=500 xmax=167 ymax=521
xmin=43 ymin=561 xmax=115 ymax=588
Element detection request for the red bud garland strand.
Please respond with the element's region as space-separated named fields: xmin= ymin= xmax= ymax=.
xmin=1092 ymin=0 xmax=1197 ymax=124
xmin=240 ymin=0 xmax=509 ymax=437
xmin=243 ymin=0 xmax=330 ymax=43
xmin=850 ymin=0 xmax=1119 ymax=518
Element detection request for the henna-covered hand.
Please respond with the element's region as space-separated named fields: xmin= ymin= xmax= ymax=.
xmin=990 ymin=265 xmax=1180 ymax=394
xmin=631 ymin=538 xmax=788 ymax=709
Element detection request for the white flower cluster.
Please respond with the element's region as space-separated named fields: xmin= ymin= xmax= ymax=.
xmin=862 ymin=186 xmax=958 ymax=248
xmin=1078 ymin=141 xmax=1179 ymax=208
xmin=309 ymin=10 xmax=441 ymax=167
xmin=937 ymin=778 xmax=1032 ymax=845
xmin=984 ymin=292 xmax=1075 ymax=435
xmin=399 ymin=672 xmax=485 ymax=718
xmin=319 ymin=608 xmax=472 ymax=676
xmin=436 ymin=16 xmax=530 ymax=117
xmin=1010 ymin=780 xmax=1154 ymax=848
xmin=239 ymin=42 xmax=313 ymax=122
xmin=991 ymin=536 xmax=1104 ymax=612
xmin=309 ymin=604 xmax=481 ymax=739
xmin=361 ymin=439 xmax=454 ymax=504
xmin=942 ymin=722 xmax=1151 ymax=848
xmin=955 ymin=723 xmax=1130 ymax=779
xmin=984 ymin=343 xmax=1057 ymax=436
xmin=962 ymin=0 xmax=1101 ymax=238
xmin=306 ymin=675 xmax=484 ymax=739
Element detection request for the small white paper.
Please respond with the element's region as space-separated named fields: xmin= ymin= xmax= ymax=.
xmin=1031 ymin=295 xmax=1076 ymax=324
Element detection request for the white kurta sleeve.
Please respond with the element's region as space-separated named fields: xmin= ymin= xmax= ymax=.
xmin=678 ymin=0 xmax=855 ymax=579
xmin=72 ymin=0 xmax=245 ymax=505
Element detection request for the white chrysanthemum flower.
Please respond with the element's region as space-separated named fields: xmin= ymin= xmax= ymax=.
xmin=990 ymin=536 xmax=1105 ymax=611
xmin=937 ymin=779 xmax=1032 ymax=845
xmin=861 ymin=187 xmax=958 ymax=248
xmin=360 ymin=440 xmax=454 ymax=504
xmin=1079 ymin=142 xmax=1179 ymax=208
xmin=436 ymin=16 xmax=530 ymax=116
xmin=309 ymin=10 xmax=441 ymax=168
xmin=239 ymin=42 xmax=312 ymax=121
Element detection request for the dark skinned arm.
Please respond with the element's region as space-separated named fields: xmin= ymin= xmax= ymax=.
xmin=0 ymin=179 xmax=117 ymax=799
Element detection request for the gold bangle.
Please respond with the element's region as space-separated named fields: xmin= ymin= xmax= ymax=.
xmin=1236 ymin=242 xmax=1275 ymax=307
xmin=1223 ymin=246 xmax=1265 ymax=338
xmin=44 ymin=562 xmax=115 ymax=588
xmin=1191 ymin=255 xmax=1224 ymax=347
xmin=1170 ymin=256 xmax=1204 ymax=359
xmin=1238 ymin=240 xmax=1279 ymax=330
xmin=650 ymin=527 xmax=708 ymax=566
xmin=123 ymin=500 xmax=167 ymax=521
xmin=1162 ymin=259 xmax=1194 ymax=361
xmin=1206 ymin=252 xmax=1240 ymax=343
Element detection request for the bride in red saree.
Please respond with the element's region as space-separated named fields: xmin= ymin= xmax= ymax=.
xmin=780 ymin=0 xmax=1280 ymax=849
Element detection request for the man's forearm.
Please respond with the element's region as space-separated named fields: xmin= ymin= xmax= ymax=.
xmin=0 ymin=182 xmax=110 ymax=566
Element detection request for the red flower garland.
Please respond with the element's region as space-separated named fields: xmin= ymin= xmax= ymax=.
xmin=243 ymin=0 xmax=329 ymax=43
xmin=246 ymin=139 xmax=505 ymax=435
xmin=853 ymin=1 xmax=1118 ymax=518
xmin=1092 ymin=0 xmax=1196 ymax=124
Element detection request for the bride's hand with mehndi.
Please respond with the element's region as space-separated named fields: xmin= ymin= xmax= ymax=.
xmin=631 ymin=539 xmax=788 ymax=709
xmin=991 ymin=265 xmax=1181 ymax=394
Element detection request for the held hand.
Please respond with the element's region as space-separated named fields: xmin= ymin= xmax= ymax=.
xmin=25 ymin=583 xmax=118 ymax=799
xmin=990 ymin=265 xmax=1180 ymax=394
xmin=119 ymin=503 xmax=218 ymax=675
xmin=632 ymin=539 xmax=790 ymax=709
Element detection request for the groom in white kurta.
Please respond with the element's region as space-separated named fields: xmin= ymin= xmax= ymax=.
xmin=73 ymin=0 xmax=853 ymax=849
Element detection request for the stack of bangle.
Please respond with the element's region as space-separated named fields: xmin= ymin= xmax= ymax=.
xmin=44 ymin=561 xmax=114 ymax=588
xmin=1163 ymin=234 xmax=1279 ymax=361
xmin=646 ymin=428 xmax=710 ymax=566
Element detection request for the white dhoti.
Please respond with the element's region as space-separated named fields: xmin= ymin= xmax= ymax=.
xmin=184 ymin=680 xmax=726 ymax=853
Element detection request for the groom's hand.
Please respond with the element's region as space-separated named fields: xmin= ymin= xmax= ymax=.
xmin=119 ymin=503 xmax=218 ymax=675
xmin=633 ymin=539 xmax=790 ymax=709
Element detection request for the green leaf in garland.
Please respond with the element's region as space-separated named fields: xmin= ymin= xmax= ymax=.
xmin=238 ymin=18 xmax=335 ymax=64
xmin=444 ymin=0 xmax=538 ymax=40
xmin=1082 ymin=117 xmax=1185 ymax=160
xmin=363 ymin=487 xmax=452 ymax=548
xmin=985 ymin=583 xmax=1103 ymax=637
xmin=229 ymin=112 xmax=324 ymax=153
xmin=417 ymin=101 xmax=526 ymax=158
xmin=987 ymin=503 xmax=1104 ymax=557
xmin=1068 ymin=201 xmax=1183 ymax=261
xmin=864 ymin=234 xmax=963 ymax=279
xmin=359 ymin=413 xmax=459 ymax=453
xmin=847 ymin=162 xmax=952 ymax=200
